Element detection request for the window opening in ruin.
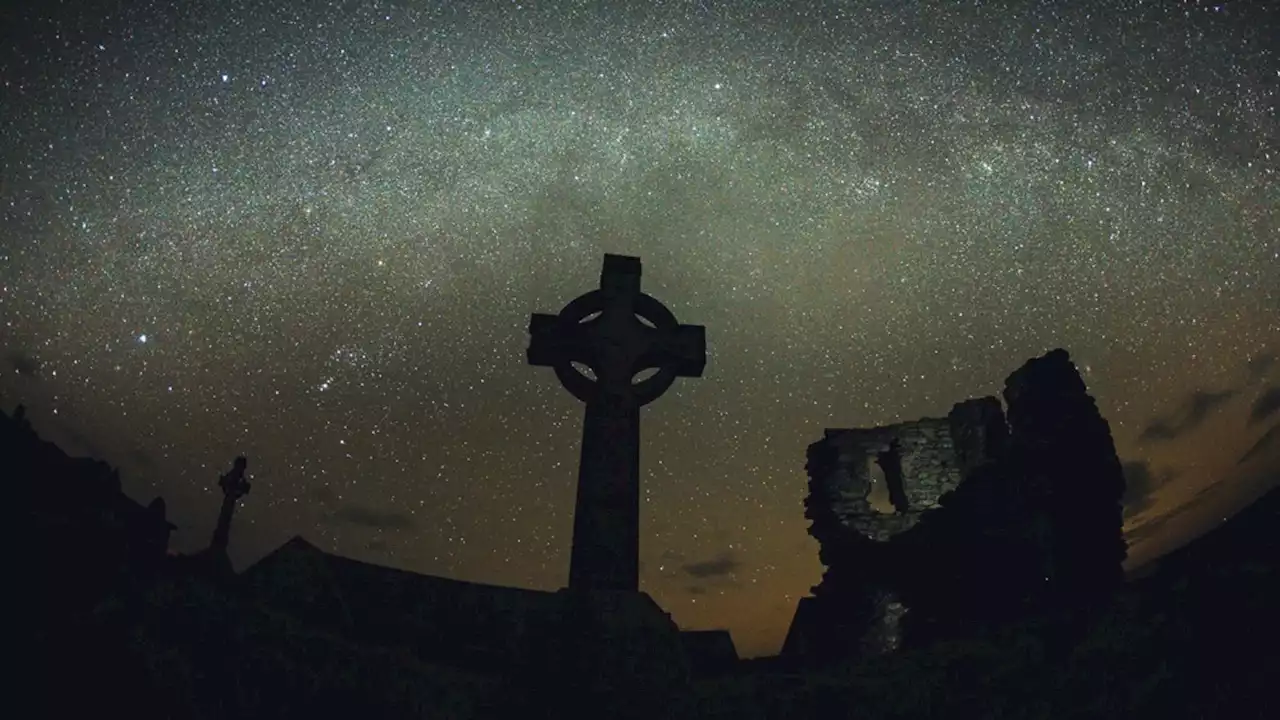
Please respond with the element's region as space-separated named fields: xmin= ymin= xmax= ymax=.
xmin=866 ymin=456 xmax=896 ymax=514
xmin=865 ymin=440 xmax=916 ymax=512
xmin=877 ymin=440 xmax=911 ymax=513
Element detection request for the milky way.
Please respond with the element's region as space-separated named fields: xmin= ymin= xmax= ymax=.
xmin=2 ymin=0 xmax=1277 ymax=655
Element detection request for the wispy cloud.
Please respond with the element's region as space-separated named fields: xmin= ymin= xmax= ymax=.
xmin=1122 ymin=460 xmax=1178 ymax=519
xmin=1247 ymin=354 xmax=1276 ymax=383
xmin=1239 ymin=423 xmax=1280 ymax=467
xmin=682 ymin=551 xmax=741 ymax=580
xmin=329 ymin=504 xmax=415 ymax=530
xmin=1248 ymin=387 xmax=1280 ymax=426
xmin=1140 ymin=389 xmax=1236 ymax=443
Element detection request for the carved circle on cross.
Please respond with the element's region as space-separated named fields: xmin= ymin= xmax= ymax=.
xmin=547 ymin=289 xmax=683 ymax=407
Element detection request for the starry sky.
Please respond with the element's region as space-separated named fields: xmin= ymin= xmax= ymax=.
xmin=2 ymin=0 xmax=1277 ymax=657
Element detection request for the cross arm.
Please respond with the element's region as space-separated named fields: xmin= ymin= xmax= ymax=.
xmin=527 ymin=312 xmax=596 ymax=368
xmin=635 ymin=323 xmax=706 ymax=378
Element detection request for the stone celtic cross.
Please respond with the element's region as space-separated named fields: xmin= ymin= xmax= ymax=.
xmin=528 ymin=254 xmax=706 ymax=592
xmin=210 ymin=456 xmax=250 ymax=556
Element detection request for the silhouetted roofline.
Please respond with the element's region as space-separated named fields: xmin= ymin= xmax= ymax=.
xmin=244 ymin=534 xmax=558 ymax=598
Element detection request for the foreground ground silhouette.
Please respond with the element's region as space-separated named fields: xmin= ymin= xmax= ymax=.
xmin=7 ymin=392 xmax=1278 ymax=718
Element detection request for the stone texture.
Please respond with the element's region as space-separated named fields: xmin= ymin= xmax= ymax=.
xmin=786 ymin=349 xmax=1127 ymax=665
xmin=804 ymin=397 xmax=1009 ymax=548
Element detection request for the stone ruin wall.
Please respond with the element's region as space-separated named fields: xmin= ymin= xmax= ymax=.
xmin=809 ymin=397 xmax=1007 ymax=543
xmin=816 ymin=419 xmax=961 ymax=541
xmin=790 ymin=350 xmax=1123 ymax=665
xmin=794 ymin=397 xmax=1010 ymax=660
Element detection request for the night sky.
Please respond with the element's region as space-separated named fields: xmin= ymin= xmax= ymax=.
xmin=2 ymin=0 xmax=1277 ymax=657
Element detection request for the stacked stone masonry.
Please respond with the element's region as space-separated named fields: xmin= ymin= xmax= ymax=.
xmin=788 ymin=349 xmax=1126 ymax=666
xmin=807 ymin=397 xmax=1008 ymax=543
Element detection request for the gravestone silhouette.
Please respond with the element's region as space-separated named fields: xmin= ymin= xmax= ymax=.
xmin=197 ymin=455 xmax=250 ymax=579
xmin=528 ymin=253 xmax=705 ymax=592
xmin=210 ymin=456 xmax=250 ymax=556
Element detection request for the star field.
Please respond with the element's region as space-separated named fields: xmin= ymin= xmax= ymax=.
xmin=2 ymin=0 xmax=1277 ymax=656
